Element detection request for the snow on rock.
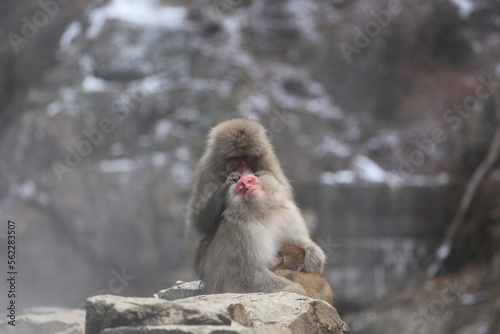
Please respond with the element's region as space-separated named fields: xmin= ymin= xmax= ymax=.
xmin=352 ymin=155 xmax=387 ymax=183
xmin=449 ymin=0 xmax=475 ymax=19
xmin=320 ymin=171 xmax=356 ymax=185
xmin=59 ymin=21 xmax=82 ymax=53
xmin=87 ymin=0 xmax=187 ymax=39
xmin=315 ymin=135 xmax=351 ymax=159
xmin=82 ymin=75 xmax=113 ymax=92
xmin=319 ymin=156 xmax=450 ymax=186
xmin=46 ymin=100 xmax=63 ymax=117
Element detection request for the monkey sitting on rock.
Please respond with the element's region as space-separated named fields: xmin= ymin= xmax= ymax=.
xmin=270 ymin=246 xmax=334 ymax=305
xmin=185 ymin=119 xmax=326 ymax=281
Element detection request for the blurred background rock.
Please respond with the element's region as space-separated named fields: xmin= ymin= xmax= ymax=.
xmin=1 ymin=0 xmax=500 ymax=333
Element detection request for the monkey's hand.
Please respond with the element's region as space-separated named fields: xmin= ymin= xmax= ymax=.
xmin=227 ymin=171 xmax=242 ymax=183
xmin=302 ymin=243 xmax=326 ymax=274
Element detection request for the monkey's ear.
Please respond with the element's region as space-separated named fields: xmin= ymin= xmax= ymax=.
xmin=295 ymin=264 xmax=304 ymax=272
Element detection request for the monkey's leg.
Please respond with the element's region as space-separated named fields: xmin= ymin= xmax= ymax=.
xmin=187 ymin=174 xmax=243 ymax=277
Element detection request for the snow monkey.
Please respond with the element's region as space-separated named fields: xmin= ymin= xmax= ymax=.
xmin=271 ymin=246 xmax=334 ymax=305
xmin=203 ymin=173 xmax=325 ymax=294
xmin=185 ymin=119 xmax=325 ymax=280
xmin=185 ymin=119 xmax=325 ymax=279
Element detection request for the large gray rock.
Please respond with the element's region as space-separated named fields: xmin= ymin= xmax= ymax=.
xmin=101 ymin=325 xmax=291 ymax=334
xmin=86 ymin=293 xmax=349 ymax=334
xmin=85 ymin=295 xmax=231 ymax=334
xmin=0 ymin=307 xmax=84 ymax=334
xmin=173 ymin=292 xmax=349 ymax=334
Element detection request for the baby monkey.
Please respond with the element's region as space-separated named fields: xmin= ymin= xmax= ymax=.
xmin=271 ymin=246 xmax=334 ymax=305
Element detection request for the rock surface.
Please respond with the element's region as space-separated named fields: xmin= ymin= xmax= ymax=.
xmin=155 ymin=280 xmax=206 ymax=301
xmin=86 ymin=293 xmax=349 ymax=334
xmin=173 ymin=293 xmax=349 ymax=334
xmin=101 ymin=325 xmax=291 ymax=334
xmin=0 ymin=307 xmax=85 ymax=334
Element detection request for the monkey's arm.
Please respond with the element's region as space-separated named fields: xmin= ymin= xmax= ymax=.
xmin=233 ymin=264 xmax=307 ymax=294
xmin=284 ymin=214 xmax=326 ymax=274
xmin=301 ymin=242 xmax=326 ymax=274
xmin=190 ymin=173 xmax=241 ymax=235
xmin=191 ymin=183 xmax=229 ymax=235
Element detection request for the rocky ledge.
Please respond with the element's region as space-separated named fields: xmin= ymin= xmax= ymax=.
xmin=86 ymin=291 xmax=348 ymax=334
xmin=0 ymin=282 xmax=349 ymax=334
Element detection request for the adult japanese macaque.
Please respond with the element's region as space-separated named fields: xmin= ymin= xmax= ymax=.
xmin=271 ymin=246 xmax=334 ymax=305
xmin=185 ymin=119 xmax=325 ymax=279
xmin=203 ymin=173 xmax=325 ymax=295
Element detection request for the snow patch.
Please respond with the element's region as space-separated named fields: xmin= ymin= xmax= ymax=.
xmin=152 ymin=152 xmax=168 ymax=167
xmin=320 ymin=160 xmax=449 ymax=187
xmin=437 ymin=243 xmax=451 ymax=260
xmin=239 ymin=94 xmax=271 ymax=115
xmin=98 ymin=159 xmax=138 ymax=173
xmin=87 ymin=0 xmax=187 ymax=39
xmin=305 ymin=98 xmax=342 ymax=119
xmin=320 ymin=171 xmax=356 ymax=185
xmin=352 ymin=155 xmax=386 ymax=183
xmin=449 ymin=0 xmax=474 ymax=19
xmin=315 ymin=135 xmax=351 ymax=158
xmin=12 ymin=181 xmax=36 ymax=199
xmin=286 ymin=0 xmax=321 ymax=43
xmin=82 ymin=75 xmax=111 ymax=92
xmin=46 ymin=100 xmax=63 ymax=117
xmin=60 ymin=21 xmax=82 ymax=52
xmin=154 ymin=119 xmax=174 ymax=142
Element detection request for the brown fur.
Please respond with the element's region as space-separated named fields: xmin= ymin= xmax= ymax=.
xmin=274 ymin=246 xmax=334 ymax=305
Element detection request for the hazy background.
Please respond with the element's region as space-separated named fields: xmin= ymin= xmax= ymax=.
xmin=1 ymin=0 xmax=500 ymax=333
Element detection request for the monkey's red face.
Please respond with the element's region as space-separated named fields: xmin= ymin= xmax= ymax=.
xmin=235 ymin=174 xmax=262 ymax=201
xmin=231 ymin=157 xmax=254 ymax=173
